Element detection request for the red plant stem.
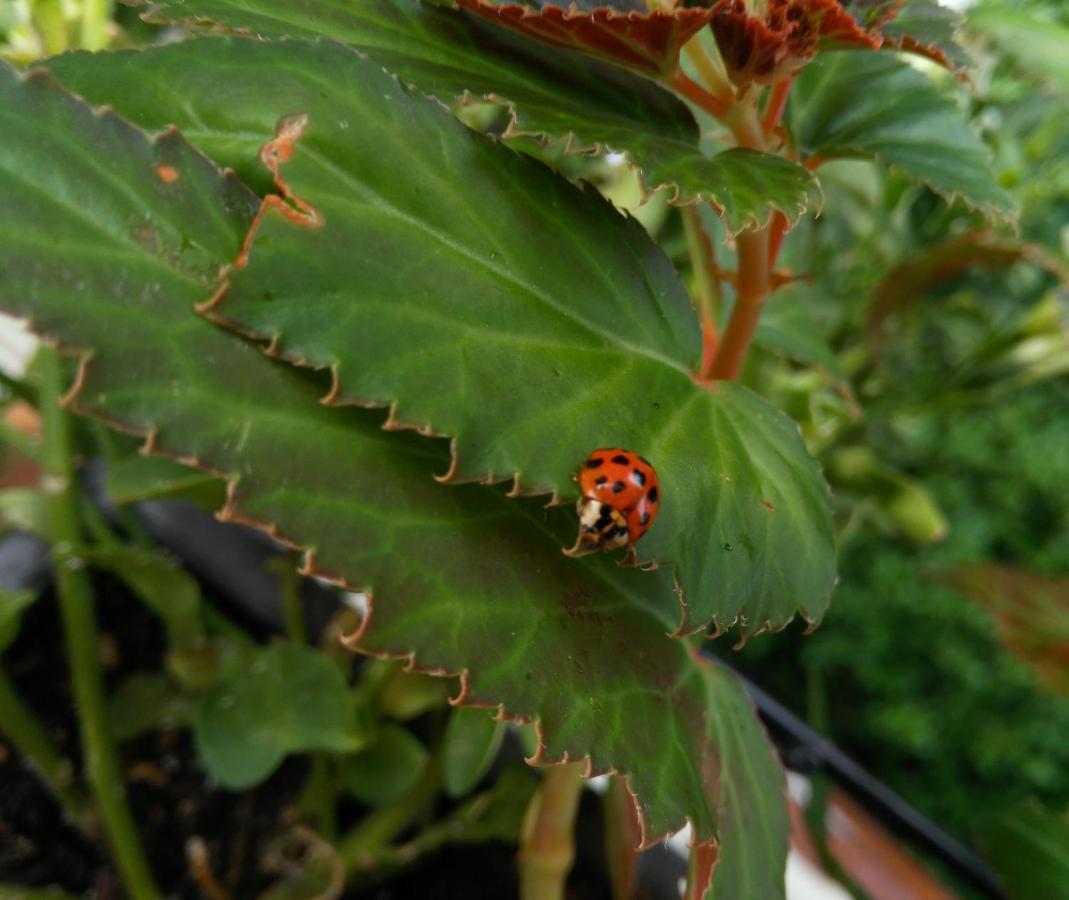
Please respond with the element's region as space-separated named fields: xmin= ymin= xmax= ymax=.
xmin=684 ymin=842 xmax=720 ymax=900
xmin=761 ymin=78 xmax=794 ymax=269
xmin=681 ymin=207 xmax=722 ymax=381
xmin=668 ymin=69 xmax=732 ymax=119
xmin=761 ymin=77 xmax=794 ymax=136
xmin=767 ymin=211 xmax=789 ymax=267
xmin=700 ymin=322 xmax=719 ymax=381
xmin=709 ymin=227 xmax=771 ymax=381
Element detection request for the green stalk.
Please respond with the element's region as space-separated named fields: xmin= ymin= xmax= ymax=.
xmin=0 ymin=885 xmax=80 ymax=900
xmin=347 ymin=783 xmax=501 ymax=886
xmin=278 ymin=557 xmax=307 ymax=646
xmin=90 ymin=422 xmax=152 ymax=549
xmin=38 ymin=347 xmax=160 ymax=899
xmin=518 ymin=763 xmax=586 ymax=900
xmin=30 ymin=0 xmax=69 ymax=56
xmin=0 ymin=669 xmax=92 ymax=829
xmin=78 ymin=0 xmax=111 ymax=51
xmin=339 ymin=754 xmax=442 ymax=871
xmin=278 ymin=557 xmax=338 ymax=841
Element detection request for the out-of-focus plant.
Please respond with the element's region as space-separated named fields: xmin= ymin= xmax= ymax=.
xmin=0 ymin=0 xmax=114 ymax=60
xmin=725 ymin=0 xmax=1069 ymax=882
xmin=1 ymin=0 xmax=1065 ymax=897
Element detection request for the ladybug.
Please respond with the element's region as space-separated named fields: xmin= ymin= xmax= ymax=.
xmin=565 ymin=448 xmax=660 ymax=558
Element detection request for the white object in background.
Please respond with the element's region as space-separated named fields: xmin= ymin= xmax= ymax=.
xmin=664 ymin=774 xmax=852 ymax=900
xmin=0 ymin=312 xmax=40 ymax=379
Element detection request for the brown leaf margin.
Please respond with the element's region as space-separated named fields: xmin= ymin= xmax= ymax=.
xmin=9 ymin=63 xmax=793 ymax=864
xmin=197 ymin=108 xmax=770 ymax=643
xmin=135 ymin=3 xmax=819 ymax=232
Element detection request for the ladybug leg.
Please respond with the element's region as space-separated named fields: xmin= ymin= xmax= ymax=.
xmin=564 ymin=498 xmax=606 ymax=557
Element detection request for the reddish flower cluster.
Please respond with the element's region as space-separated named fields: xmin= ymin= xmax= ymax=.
xmin=710 ymin=0 xmax=881 ymax=86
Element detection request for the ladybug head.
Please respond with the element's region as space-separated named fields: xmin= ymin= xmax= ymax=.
xmin=564 ymin=498 xmax=630 ymax=558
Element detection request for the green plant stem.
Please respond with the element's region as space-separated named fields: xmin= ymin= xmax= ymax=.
xmin=276 ymin=557 xmax=337 ymax=840
xmin=30 ymin=0 xmax=68 ymax=55
xmin=91 ymin=422 xmax=152 ymax=549
xmin=0 ymin=885 xmax=80 ymax=900
xmin=518 ymin=762 xmax=586 ymax=900
xmin=79 ymin=0 xmax=111 ymax=51
xmin=0 ymin=669 xmax=92 ymax=830
xmin=709 ymin=226 xmax=771 ymax=381
xmin=278 ymin=557 xmax=307 ymax=646
xmin=338 ymin=753 xmax=442 ymax=871
xmin=682 ymin=39 xmax=735 ymax=109
xmin=38 ymin=347 xmax=160 ymax=900
xmin=348 ymin=781 xmax=500 ymax=886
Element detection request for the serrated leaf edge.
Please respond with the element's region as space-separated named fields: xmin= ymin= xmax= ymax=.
xmin=200 ymin=105 xmax=834 ymax=642
xmin=8 ymin=64 xmax=779 ymax=856
xmin=136 ymin=10 xmax=820 ymax=234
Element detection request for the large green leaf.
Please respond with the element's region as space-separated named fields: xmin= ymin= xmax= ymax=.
xmin=789 ymin=49 xmax=1014 ymax=221
xmin=135 ymin=0 xmax=818 ymax=231
xmin=47 ymin=37 xmax=834 ymax=638
xmin=1 ymin=60 xmax=790 ymax=878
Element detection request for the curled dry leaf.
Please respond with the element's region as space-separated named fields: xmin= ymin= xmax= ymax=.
xmin=709 ymin=0 xmax=880 ymax=87
xmin=453 ymin=0 xmax=714 ymax=75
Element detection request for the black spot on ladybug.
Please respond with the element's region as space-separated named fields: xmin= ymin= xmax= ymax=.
xmin=647 ymin=486 xmax=658 ymax=503
xmin=595 ymin=475 xmax=608 ymax=486
xmin=612 ymin=481 xmax=626 ymax=494
xmin=607 ymin=526 xmax=628 ymax=539
xmin=585 ymin=458 xmax=604 ymax=469
xmin=630 ymin=469 xmax=646 ymax=487
xmin=640 ymin=512 xmax=650 ymax=525
xmin=611 ymin=454 xmax=630 ymax=465
xmin=595 ymin=505 xmax=614 ymax=528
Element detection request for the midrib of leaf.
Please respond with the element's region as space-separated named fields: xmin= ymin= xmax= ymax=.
xmin=45 ymin=36 xmax=835 ymax=642
xmin=292 ymin=141 xmax=689 ymax=374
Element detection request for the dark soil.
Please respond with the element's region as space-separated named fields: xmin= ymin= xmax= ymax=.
xmin=0 ymin=568 xmax=676 ymax=899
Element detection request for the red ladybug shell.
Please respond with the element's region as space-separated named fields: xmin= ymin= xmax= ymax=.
xmin=569 ymin=448 xmax=660 ymax=555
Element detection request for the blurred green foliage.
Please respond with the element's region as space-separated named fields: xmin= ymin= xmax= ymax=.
xmin=731 ymin=0 xmax=1069 ymax=850
xmin=736 ymin=383 xmax=1069 ymax=837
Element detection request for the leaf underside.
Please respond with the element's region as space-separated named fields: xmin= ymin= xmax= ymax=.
xmin=2 ymin=60 xmax=791 ymax=885
xmin=789 ymin=49 xmax=1015 ymax=221
xmin=879 ymin=0 xmax=969 ymax=74
xmin=454 ymin=0 xmax=714 ymax=76
xmin=47 ymin=37 xmax=836 ymax=638
xmin=138 ymin=0 xmax=819 ymax=231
